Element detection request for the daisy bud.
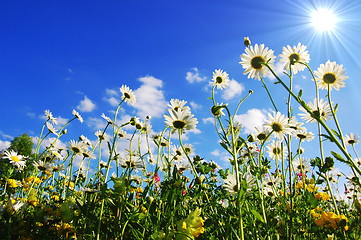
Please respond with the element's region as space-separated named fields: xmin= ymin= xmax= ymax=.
xmin=244 ymin=37 xmax=251 ymax=47
xmin=196 ymin=175 xmax=206 ymax=184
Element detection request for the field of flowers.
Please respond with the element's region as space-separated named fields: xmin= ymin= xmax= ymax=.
xmin=1 ymin=38 xmax=361 ymax=239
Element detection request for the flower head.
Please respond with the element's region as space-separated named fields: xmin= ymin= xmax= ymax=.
xmin=264 ymin=112 xmax=292 ymax=139
xmin=299 ymin=98 xmax=332 ymax=123
xmin=120 ymin=85 xmax=136 ymax=105
xmin=211 ymin=69 xmax=230 ymax=89
xmin=168 ymin=99 xmax=190 ymax=112
xmin=279 ymin=43 xmax=310 ymax=74
xmin=240 ymin=44 xmax=275 ymax=80
xmin=344 ymin=133 xmax=359 ymax=146
xmin=3 ymin=150 xmax=27 ymax=171
xmin=314 ymin=60 xmax=348 ymax=91
xmin=164 ymin=109 xmax=198 ymax=134
xmin=293 ymin=157 xmax=311 ymax=174
xmin=266 ymin=140 xmax=287 ymax=161
xmin=44 ymin=109 xmax=58 ymax=125
xmin=72 ymin=109 xmax=84 ymax=123
xmin=46 ymin=122 xmax=59 ymax=137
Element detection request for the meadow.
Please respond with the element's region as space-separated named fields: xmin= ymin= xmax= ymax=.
xmin=1 ymin=38 xmax=361 ymax=239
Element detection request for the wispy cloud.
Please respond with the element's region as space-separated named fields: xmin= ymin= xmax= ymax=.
xmin=190 ymin=101 xmax=202 ymax=110
xmin=222 ymin=79 xmax=245 ymax=100
xmin=0 ymin=140 xmax=11 ymax=151
xmin=186 ymin=67 xmax=207 ymax=83
xmin=87 ymin=117 xmax=107 ymax=130
xmin=234 ymin=108 xmax=268 ymax=134
xmin=133 ymin=76 xmax=167 ymax=118
xmin=202 ymin=117 xmax=214 ymax=124
xmin=103 ymin=89 xmax=120 ymax=107
xmin=0 ymin=131 xmax=13 ymax=140
xmin=77 ymin=96 xmax=96 ymax=112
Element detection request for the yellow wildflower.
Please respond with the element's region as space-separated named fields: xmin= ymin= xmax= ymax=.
xmin=314 ymin=211 xmax=348 ymax=230
xmin=7 ymin=179 xmax=20 ymax=188
xmin=314 ymin=192 xmax=331 ymax=201
xmin=176 ymin=208 xmax=205 ymax=239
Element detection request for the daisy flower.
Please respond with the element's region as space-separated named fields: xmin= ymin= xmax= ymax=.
xmin=116 ymin=128 xmax=127 ymax=138
xmin=299 ymin=98 xmax=332 ymax=123
xmin=68 ymin=140 xmax=86 ymax=154
xmin=292 ymin=157 xmax=311 ymax=174
xmin=294 ymin=130 xmax=314 ymax=142
xmin=95 ymin=130 xmax=110 ymax=141
xmin=223 ymin=173 xmax=238 ymax=194
xmin=344 ymin=133 xmax=359 ymax=146
xmin=264 ymin=111 xmax=293 ymax=139
xmin=211 ymin=103 xmax=227 ymax=118
xmin=240 ymin=44 xmax=276 ymax=80
xmin=120 ymin=85 xmax=136 ymax=105
xmin=253 ymin=126 xmax=271 ymax=142
xmin=175 ymin=160 xmax=191 ymax=172
xmin=263 ymin=174 xmax=282 ymax=187
xmin=46 ymin=122 xmax=59 ymax=137
xmin=211 ymin=69 xmax=230 ymax=89
xmin=33 ymin=160 xmax=52 ymax=172
xmin=168 ymin=99 xmax=190 ymax=112
xmin=101 ymin=113 xmax=113 ymax=124
xmin=243 ymin=36 xmax=251 ymax=47
xmin=164 ymin=109 xmax=198 ymax=134
xmin=119 ymin=154 xmax=143 ymax=169
xmin=44 ymin=109 xmax=58 ymax=125
xmin=72 ymin=109 xmax=84 ymax=123
xmin=223 ymin=172 xmax=255 ymax=194
xmin=314 ymin=60 xmax=348 ymax=91
xmin=279 ymin=43 xmax=310 ymax=74
xmin=266 ymin=140 xmax=287 ymax=161
xmin=3 ymin=150 xmax=27 ymax=171
xmin=183 ymin=143 xmax=194 ymax=155
xmin=263 ymin=186 xmax=278 ymax=197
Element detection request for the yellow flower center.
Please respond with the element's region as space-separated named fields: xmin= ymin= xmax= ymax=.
xmin=173 ymin=120 xmax=186 ymax=129
xmin=323 ymin=73 xmax=336 ymax=84
xmin=251 ymin=56 xmax=264 ymax=69
xmin=216 ymin=76 xmax=223 ymax=83
xmin=272 ymin=147 xmax=281 ymax=155
xmin=11 ymin=156 xmax=19 ymax=162
xmin=289 ymin=53 xmax=300 ymax=64
xmin=123 ymin=92 xmax=131 ymax=99
xmin=271 ymin=123 xmax=282 ymax=132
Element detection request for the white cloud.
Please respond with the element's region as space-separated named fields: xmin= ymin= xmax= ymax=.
xmin=133 ymin=76 xmax=167 ymax=118
xmin=87 ymin=117 xmax=107 ymax=130
xmin=222 ymin=79 xmax=244 ymax=100
xmin=103 ymin=89 xmax=120 ymax=107
xmin=190 ymin=101 xmax=202 ymax=110
xmin=0 ymin=131 xmax=13 ymax=140
xmin=266 ymin=61 xmax=285 ymax=81
xmin=234 ymin=108 xmax=268 ymax=134
xmin=211 ymin=149 xmax=220 ymax=156
xmin=186 ymin=67 xmax=206 ymax=83
xmin=77 ymin=96 xmax=96 ymax=112
xmin=27 ymin=112 xmax=36 ymax=118
xmin=202 ymin=117 xmax=214 ymax=124
xmin=0 ymin=140 xmax=11 ymax=151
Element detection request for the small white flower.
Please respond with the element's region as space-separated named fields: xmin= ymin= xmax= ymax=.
xmin=3 ymin=150 xmax=27 ymax=171
xmin=72 ymin=109 xmax=84 ymax=123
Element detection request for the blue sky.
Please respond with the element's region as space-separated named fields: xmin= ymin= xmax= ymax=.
xmin=1 ymin=0 xmax=361 ymax=170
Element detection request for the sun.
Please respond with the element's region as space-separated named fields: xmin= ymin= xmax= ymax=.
xmin=311 ymin=8 xmax=338 ymax=32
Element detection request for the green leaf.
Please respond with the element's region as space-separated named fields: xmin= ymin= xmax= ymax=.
xmin=331 ymin=151 xmax=347 ymax=163
xmin=320 ymin=157 xmax=334 ymax=173
xmin=251 ymin=209 xmax=265 ymax=223
xmin=297 ymin=89 xmax=303 ymax=99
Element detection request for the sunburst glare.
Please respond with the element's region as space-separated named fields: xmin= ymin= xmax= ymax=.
xmin=310 ymin=8 xmax=338 ymax=32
